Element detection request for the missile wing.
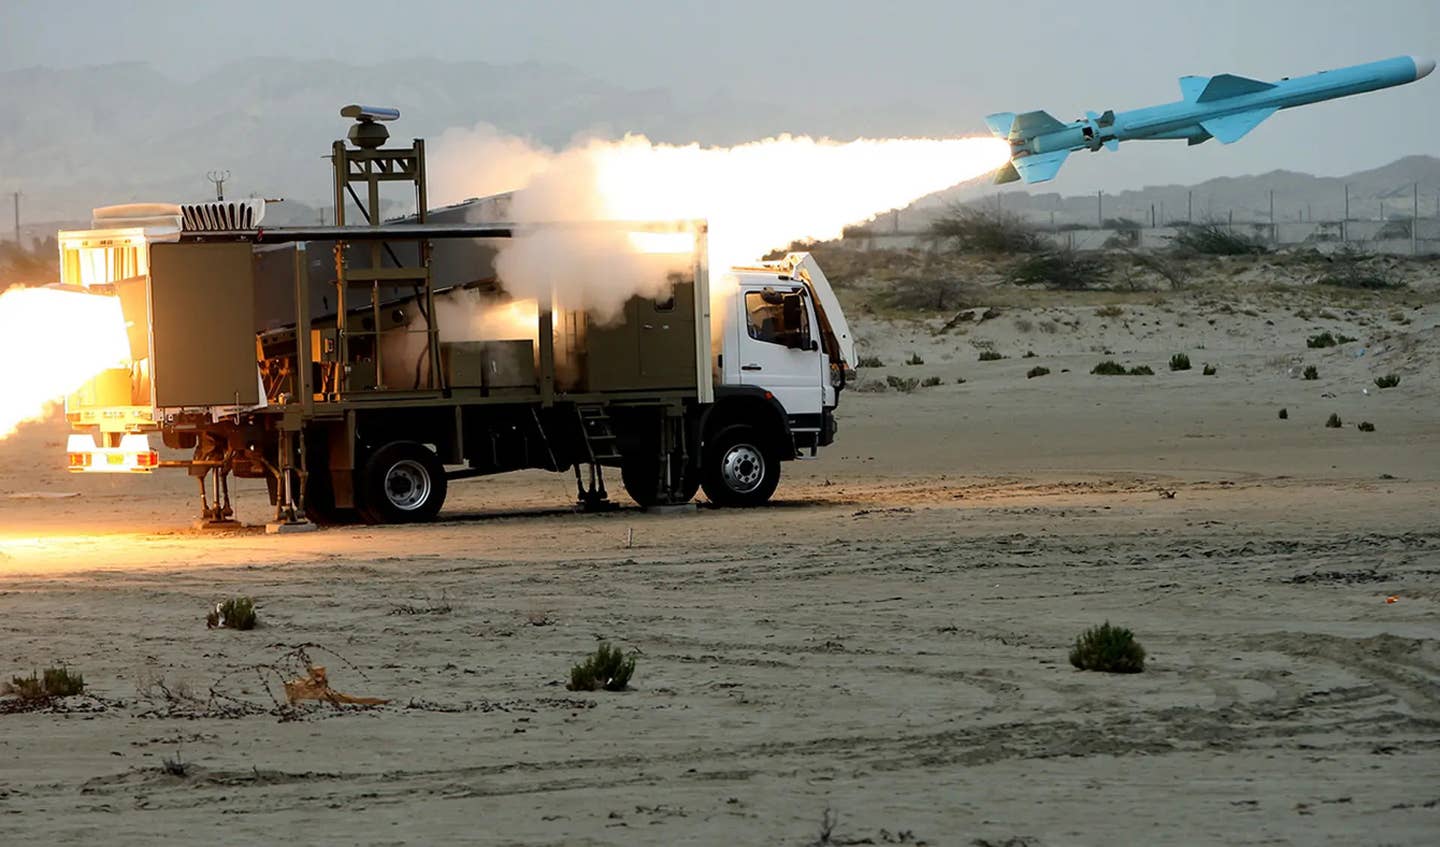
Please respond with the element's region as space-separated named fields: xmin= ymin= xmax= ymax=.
xmin=985 ymin=55 xmax=1434 ymax=184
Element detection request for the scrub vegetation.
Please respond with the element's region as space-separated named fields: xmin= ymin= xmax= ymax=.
xmin=1069 ymin=623 xmax=1146 ymax=673
xmin=4 ymin=666 xmax=86 ymax=699
xmin=568 ymin=643 xmax=636 ymax=692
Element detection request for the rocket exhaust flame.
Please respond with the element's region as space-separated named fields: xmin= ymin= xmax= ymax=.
xmin=0 ymin=286 xmax=130 ymax=439
xmin=430 ymin=128 xmax=1012 ymax=318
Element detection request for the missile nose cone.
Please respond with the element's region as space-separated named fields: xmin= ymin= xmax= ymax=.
xmin=1413 ymin=56 xmax=1436 ymax=80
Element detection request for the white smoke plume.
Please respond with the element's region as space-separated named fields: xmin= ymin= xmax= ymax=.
xmin=428 ymin=125 xmax=1011 ymax=321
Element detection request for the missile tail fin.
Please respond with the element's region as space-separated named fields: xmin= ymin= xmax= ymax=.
xmin=984 ymin=112 xmax=1017 ymax=139
xmin=1196 ymin=74 xmax=1277 ymax=102
xmin=993 ymin=161 xmax=1022 ymax=184
xmin=1199 ymin=107 xmax=1277 ymax=143
xmin=1010 ymin=110 xmax=1068 ymax=138
xmin=1179 ymin=75 xmax=1209 ymax=101
xmin=1011 ymin=150 xmax=1070 ymax=184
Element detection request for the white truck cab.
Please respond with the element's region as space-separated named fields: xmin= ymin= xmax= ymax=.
xmin=713 ymin=253 xmax=854 ymax=471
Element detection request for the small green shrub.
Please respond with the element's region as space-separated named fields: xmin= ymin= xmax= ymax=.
xmin=885 ymin=375 xmax=919 ymax=393
xmin=1307 ymin=332 xmax=1336 ymax=349
xmin=1022 ymin=350 xmax=1037 ymax=359
xmin=1127 ymin=365 xmax=1154 ymax=376
xmin=1374 ymin=374 xmax=1400 ymax=389
xmin=207 ymin=597 xmax=257 ymax=630
xmin=1278 ymin=408 xmax=1288 ymax=420
xmin=954 ymin=376 xmax=967 ymax=384
xmin=1095 ymin=305 xmax=1124 ymax=319
xmin=1357 ymin=421 xmax=1375 ymax=432
xmin=905 ymin=352 xmax=925 ymax=366
xmin=1202 ymin=364 xmax=1217 ymax=376
xmin=4 ymin=666 xmax=86 ymax=699
xmin=1336 ymin=334 xmax=1357 ymax=344
xmin=1303 ymin=365 xmax=1319 ymax=381
xmin=1325 ymin=412 xmax=1343 ymax=428
xmin=1091 ymin=360 xmax=1127 ymax=375
xmin=568 ymin=642 xmax=635 ymax=692
xmin=1069 ymin=622 xmax=1145 ymax=673
xmin=978 ymin=350 xmax=1004 ymax=362
xmin=1169 ymin=353 xmax=1191 ymax=371
xmin=856 ymin=355 xmax=884 ymax=369
xmin=920 ymin=376 xmax=943 ymax=388
xmin=1026 ymin=366 xmax=1050 ymax=379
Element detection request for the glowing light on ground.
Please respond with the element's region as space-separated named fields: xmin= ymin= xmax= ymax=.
xmin=0 ymin=286 xmax=130 ymax=439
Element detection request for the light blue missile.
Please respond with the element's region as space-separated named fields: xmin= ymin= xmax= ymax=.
xmin=986 ymin=55 xmax=1435 ymax=184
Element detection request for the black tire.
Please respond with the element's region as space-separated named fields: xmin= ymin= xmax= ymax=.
xmin=701 ymin=425 xmax=780 ymax=507
xmin=621 ymin=457 xmax=699 ymax=507
xmin=357 ymin=441 xmax=448 ymax=524
xmin=301 ymin=441 xmax=360 ymax=526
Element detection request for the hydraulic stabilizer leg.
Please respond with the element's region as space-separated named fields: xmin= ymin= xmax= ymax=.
xmin=576 ymin=462 xmax=615 ymax=512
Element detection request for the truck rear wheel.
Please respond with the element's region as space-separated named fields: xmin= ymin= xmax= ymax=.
xmin=701 ymin=425 xmax=780 ymax=507
xmin=358 ymin=441 xmax=448 ymax=524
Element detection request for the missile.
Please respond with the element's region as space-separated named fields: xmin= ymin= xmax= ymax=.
xmin=986 ymin=55 xmax=1435 ymax=184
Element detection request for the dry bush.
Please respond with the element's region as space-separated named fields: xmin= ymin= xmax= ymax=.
xmin=930 ymin=205 xmax=1041 ymax=254
xmin=905 ymin=352 xmax=925 ymax=366
xmin=1091 ymin=360 xmax=1127 ymax=375
xmin=1202 ymin=364 xmax=1217 ymax=376
xmin=1010 ymin=250 xmax=1108 ymax=290
xmin=885 ymin=375 xmax=920 ymax=393
xmin=1169 ymin=353 xmax=1191 ymax=371
xmin=856 ymin=355 xmax=884 ymax=369
xmin=4 ymin=666 xmax=85 ymax=699
xmin=1026 ymin=366 xmax=1050 ymax=379
xmin=1357 ymin=421 xmax=1376 ymax=432
xmin=1317 ymin=246 xmax=1403 ymax=290
xmin=1171 ymin=222 xmax=1268 ymax=256
xmin=1326 ymin=412 xmax=1343 ymax=428
xmin=978 ymin=350 xmax=1004 ymax=362
xmin=920 ymin=376 xmax=943 ymax=388
xmin=885 ymin=276 xmax=974 ymax=312
xmin=1374 ymin=374 xmax=1400 ymax=389
xmin=1303 ymin=365 xmax=1319 ymax=380
xmin=1095 ymin=305 xmax=1124 ymax=318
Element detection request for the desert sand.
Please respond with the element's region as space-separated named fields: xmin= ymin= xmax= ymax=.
xmin=1 ymin=267 xmax=1438 ymax=846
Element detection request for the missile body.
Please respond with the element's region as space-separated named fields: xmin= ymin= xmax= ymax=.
xmin=986 ymin=55 xmax=1435 ymax=184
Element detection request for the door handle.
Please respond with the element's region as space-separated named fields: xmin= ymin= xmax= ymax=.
xmin=741 ymin=364 xmax=762 ymax=371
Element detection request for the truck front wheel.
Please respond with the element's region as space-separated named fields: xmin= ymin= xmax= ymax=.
xmin=358 ymin=441 xmax=448 ymax=524
xmin=701 ymin=425 xmax=780 ymax=507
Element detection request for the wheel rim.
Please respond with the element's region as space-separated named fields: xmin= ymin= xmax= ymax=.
xmin=720 ymin=443 xmax=765 ymax=494
xmin=382 ymin=459 xmax=432 ymax=511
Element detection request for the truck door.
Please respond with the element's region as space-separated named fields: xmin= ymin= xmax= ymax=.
xmin=735 ymin=285 xmax=823 ymax=417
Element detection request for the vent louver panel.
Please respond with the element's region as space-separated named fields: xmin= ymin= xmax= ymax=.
xmin=180 ymin=199 xmax=266 ymax=231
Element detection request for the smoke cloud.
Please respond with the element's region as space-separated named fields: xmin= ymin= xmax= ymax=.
xmin=428 ymin=125 xmax=1011 ymax=320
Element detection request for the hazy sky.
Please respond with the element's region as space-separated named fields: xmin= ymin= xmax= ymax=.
xmin=2 ymin=0 xmax=1437 ymax=195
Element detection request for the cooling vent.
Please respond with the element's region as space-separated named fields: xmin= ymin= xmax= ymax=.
xmin=180 ymin=199 xmax=266 ymax=231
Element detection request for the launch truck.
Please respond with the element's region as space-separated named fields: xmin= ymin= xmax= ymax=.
xmin=58 ymin=108 xmax=855 ymax=527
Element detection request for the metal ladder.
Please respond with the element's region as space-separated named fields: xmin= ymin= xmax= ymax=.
xmin=573 ymin=404 xmax=621 ymax=509
xmin=576 ymin=404 xmax=623 ymax=463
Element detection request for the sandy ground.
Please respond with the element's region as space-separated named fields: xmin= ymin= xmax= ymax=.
xmin=1 ymin=285 xmax=1438 ymax=845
